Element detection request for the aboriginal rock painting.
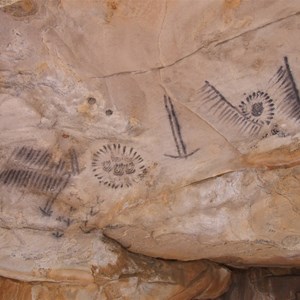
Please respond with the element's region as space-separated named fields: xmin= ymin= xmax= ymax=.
xmin=92 ymin=143 xmax=147 ymax=188
xmin=0 ymin=145 xmax=84 ymax=238
xmin=199 ymin=56 xmax=300 ymax=137
xmin=163 ymin=95 xmax=200 ymax=159
xmin=0 ymin=146 xmax=79 ymax=217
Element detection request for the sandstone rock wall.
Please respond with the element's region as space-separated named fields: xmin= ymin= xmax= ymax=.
xmin=0 ymin=0 xmax=300 ymax=298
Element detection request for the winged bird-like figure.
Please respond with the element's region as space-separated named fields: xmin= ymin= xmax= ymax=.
xmin=199 ymin=57 xmax=300 ymax=137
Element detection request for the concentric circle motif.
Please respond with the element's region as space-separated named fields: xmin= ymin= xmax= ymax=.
xmin=239 ymin=91 xmax=275 ymax=125
xmin=92 ymin=144 xmax=147 ymax=189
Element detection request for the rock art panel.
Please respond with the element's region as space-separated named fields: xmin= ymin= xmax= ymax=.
xmin=0 ymin=0 xmax=300 ymax=295
xmin=163 ymin=95 xmax=200 ymax=159
xmin=92 ymin=143 xmax=147 ymax=188
xmin=197 ymin=56 xmax=300 ymax=140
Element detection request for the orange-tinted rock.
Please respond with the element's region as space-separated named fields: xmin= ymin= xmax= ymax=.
xmin=0 ymin=277 xmax=31 ymax=300
xmin=217 ymin=268 xmax=300 ymax=300
xmin=0 ymin=0 xmax=37 ymax=17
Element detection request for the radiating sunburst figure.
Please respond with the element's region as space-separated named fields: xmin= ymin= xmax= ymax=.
xmin=239 ymin=91 xmax=275 ymax=125
xmin=199 ymin=56 xmax=300 ymax=137
xmin=92 ymin=143 xmax=147 ymax=189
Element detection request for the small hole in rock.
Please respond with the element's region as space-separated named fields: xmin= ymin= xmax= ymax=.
xmin=106 ymin=109 xmax=113 ymax=116
xmin=87 ymin=97 xmax=96 ymax=105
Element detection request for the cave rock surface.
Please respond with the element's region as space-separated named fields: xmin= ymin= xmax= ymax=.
xmin=0 ymin=0 xmax=300 ymax=298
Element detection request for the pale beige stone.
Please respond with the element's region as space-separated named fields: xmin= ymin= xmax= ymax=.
xmin=0 ymin=0 xmax=300 ymax=298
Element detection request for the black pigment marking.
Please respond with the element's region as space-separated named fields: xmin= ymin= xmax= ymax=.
xmin=105 ymin=109 xmax=113 ymax=116
xmin=39 ymin=173 xmax=71 ymax=217
xmin=268 ymin=56 xmax=300 ymax=121
xmin=43 ymin=155 xmax=51 ymax=168
xmin=54 ymin=159 xmax=63 ymax=174
xmin=102 ymin=161 xmax=112 ymax=172
xmin=64 ymin=218 xmax=72 ymax=226
xmin=14 ymin=146 xmax=51 ymax=166
xmin=25 ymin=148 xmax=34 ymax=162
xmin=0 ymin=168 xmax=68 ymax=193
xmin=200 ymin=81 xmax=262 ymax=135
xmin=252 ymin=102 xmax=263 ymax=116
xmin=87 ymin=97 xmax=96 ymax=105
xmin=80 ymin=221 xmax=96 ymax=234
xmin=16 ymin=147 xmax=26 ymax=159
xmin=30 ymin=150 xmax=41 ymax=165
xmin=69 ymin=148 xmax=79 ymax=175
xmin=52 ymin=231 xmax=64 ymax=238
xmin=199 ymin=57 xmax=300 ymax=139
xmin=267 ymin=124 xmax=287 ymax=138
xmin=41 ymin=200 xmax=54 ymax=217
xmin=284 ymin=57 xmax=300 ymax=104
xmin=0 ymin=146 xmax=81 ymax=219
xmin=92 ymin=143 xmax=147 ymax=189
xmin=90 ymin=207 xmax=99 ymax=216
xmin=239 ymin=91 xmax=275 ymax=125
xmin=35 ymin=150 xmax=50 ymax=167
xmin=163 ymin=95 xmax=200 ymax=159
xmin=56 ymin=216 xmax=72 ymax=227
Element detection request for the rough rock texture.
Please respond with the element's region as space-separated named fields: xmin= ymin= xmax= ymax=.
xmin=0 ymin=238 xmax=230 ymax=299
xmin=0 ymin=0 xmax=300 ymax=298
xmin=217 ymin=268 xmax=300 ymax=300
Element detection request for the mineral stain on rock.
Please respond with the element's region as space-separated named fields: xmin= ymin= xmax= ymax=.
xmin=104 ymin=0 xmax=119 ymax=22
xmin=223 ymin=0 xmax=241 ymax=10
xmin=0 ymin=0 xmax=37 ymax=17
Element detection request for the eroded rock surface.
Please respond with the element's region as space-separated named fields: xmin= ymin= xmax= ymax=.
xmin=0 ymin=0 xmax=300 ymax=298
xmin=0 ymin=236 xmax=230 ymax=300
xmin=217 ymin=268 xmax=300 ymax=300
